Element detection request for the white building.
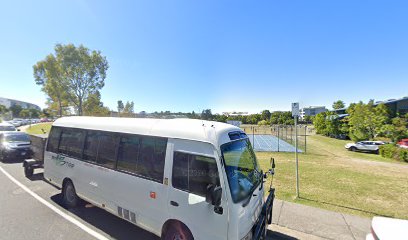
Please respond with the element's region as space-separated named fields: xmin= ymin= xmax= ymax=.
xmin=300 ymin=106 xmax=327 ymax=120
xmin=0 ymin=97 xmax=41 ymax=111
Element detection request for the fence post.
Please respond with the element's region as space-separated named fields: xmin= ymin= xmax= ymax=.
xmin=305 ymin=125 xmax=307 ymax=153
xmin=277 ymin=126 xmax=280 ymax=152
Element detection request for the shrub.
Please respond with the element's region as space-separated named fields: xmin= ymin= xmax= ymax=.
xmin=257 ymin=120 xmax=269 ymax=126
xmin=379 ymin=144 xmax=408 ymax=163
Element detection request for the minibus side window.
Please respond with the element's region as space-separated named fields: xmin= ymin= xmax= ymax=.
xmin=172 ymin=152 xmax=220 ymax=197
xmin=137 ymin=136 xmax=167 ymax=182
xmin=47 ymin=127 xmax=61 ymax=153
xmin=83 ymin=131 xmax=99 ymax=162
xmin=96 ymin=133 xmax=118 ymax=169
xmin=58 ymin=128 xmax=84 ymax=158
xmin=117 ymin=134 xmax=140 ymax=174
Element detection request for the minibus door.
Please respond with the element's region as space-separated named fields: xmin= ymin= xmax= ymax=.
xmin=168 ymin=148 xmax=228 ymax=240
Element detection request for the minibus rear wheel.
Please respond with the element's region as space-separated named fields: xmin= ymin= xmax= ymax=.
xmin=163 ymin=221 xmax=193 ymax=240
xmin=62 ymin=180 xmax=79 ymax=208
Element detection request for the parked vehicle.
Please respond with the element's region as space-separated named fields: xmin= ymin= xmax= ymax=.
xmin=397 ymin=139 xmax=408 ymax=149
xmin=366 ymin=216 xmax=408 ymax=240
xmin=44 ymin=117 xmax=275 ymax=240
xmin=0 ymin=132 xmax=32 ymax=162
xmin=345 ymin=141 xmax=385 ymax=154
xmin=40 ymin=118 xmax=49 ymax=122
xmin=0 ymin=122 xmax=17 ymax=132
xmin=11 ymin=118 xmax=24 ymax=127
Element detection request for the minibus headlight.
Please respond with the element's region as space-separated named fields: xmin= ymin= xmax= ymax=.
xmin=241 ymin=230 xmax=252 ymax=240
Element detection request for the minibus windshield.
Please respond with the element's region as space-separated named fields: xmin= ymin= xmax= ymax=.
xmin=221 ymin=138 xmax=261 ymax=203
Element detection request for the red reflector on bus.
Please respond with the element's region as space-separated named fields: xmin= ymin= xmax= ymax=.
xmin=150 ymin=192 xmax=156 ymax=199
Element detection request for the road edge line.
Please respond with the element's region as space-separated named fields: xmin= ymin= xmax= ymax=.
xmin=0 ymin=166 xmax=109 ymax=240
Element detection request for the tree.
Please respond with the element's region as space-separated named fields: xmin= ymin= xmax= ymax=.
xmin=213 ymin=114 xmax=228 ymax=123
xmin=313 ymin=112 xmax=328 ymax=135
xmin=385 ymin=115 xmax=408 ymax=142
xmin=270 ymin=111 xmax=293 ymax=125
xmin=0 ymin=105 xmax=7 ymax=114
xmin=117 ymin=100 xmax=124 ymax=116
xmin=29 ymin=108 xmax=41 ymax=118
xmin=34 ymin=54 xmax=69 ymax=117
xmin=19 ymin=109 xmax=31 ymax=118
xmin=258 ymin=120 xmax=269 ymax=126
xmin=347 ymin=102 xmax=390 ymax=141
xmin=34 ymin=44 xmax=109 ymax=116
xmin=9 ymin=105 xmax=22 ymax=118
xmin=201 ymin=109 xmax=213 ymax=120
xmin=83 ymin=91 xmax=110 ymax=116
xmin=123 ymin=101 xmax=134 ymax=115
xmin=332 ymin=100 xmax=345 ymax=110
xmin=261 ymin=110 xmax=271 ymax=121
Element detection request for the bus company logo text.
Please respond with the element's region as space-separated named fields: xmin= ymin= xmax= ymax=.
xmin=52 ymin=154 xmax=74 ymax=168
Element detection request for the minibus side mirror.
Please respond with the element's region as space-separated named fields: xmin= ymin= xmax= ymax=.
xmin=269 ymin=157 xmax=275 ymax=176
xmin=206 ymin=185 xmax=222 ymax=207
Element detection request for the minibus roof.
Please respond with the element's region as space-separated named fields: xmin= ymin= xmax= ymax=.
xmin=53 ymin=116 xmax=243 ymax=146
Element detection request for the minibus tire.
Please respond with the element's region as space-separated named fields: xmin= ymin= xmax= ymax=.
xmin=62 ymin=180 xmax=79 ymax=208
xmin=163 ymin=222 xmax=193 ymax=240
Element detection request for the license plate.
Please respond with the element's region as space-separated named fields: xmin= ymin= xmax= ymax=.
xmin=21 ymin=152 xmax=26 ymax=156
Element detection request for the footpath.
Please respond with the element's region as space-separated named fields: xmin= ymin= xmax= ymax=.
xmin=269 ymin=199 xmax=371 ymax=240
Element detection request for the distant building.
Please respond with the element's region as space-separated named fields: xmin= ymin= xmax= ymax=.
xmin=0 ymin=97 xmax=41 ymax=110
xmin=222 ymin=112 xmax=250 ymax=117
xmin=300 ymin=106 xmax=327 ymax=120
xmin=332 ymin=96 xmax=408 ymax=117
xmin=375 ymin=97 xmax=408 ymax=117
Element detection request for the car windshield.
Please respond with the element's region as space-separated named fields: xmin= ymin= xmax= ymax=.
xmin=4 ymin=134 xmax=30 ymax=142
xmin=221 ymin=138 xmax=261 ymax=203
xmin=0 ymin=126 xmax=16 ymax=131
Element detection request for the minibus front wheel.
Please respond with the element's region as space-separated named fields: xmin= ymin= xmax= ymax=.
xmin=62 ymin=179 xmax=79 ymax=208
xmin=162 ymin=220 xmax=193 ymax=240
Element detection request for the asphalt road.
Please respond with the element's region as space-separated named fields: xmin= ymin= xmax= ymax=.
xmin=0 ymin=160 xmax=300 ymax=240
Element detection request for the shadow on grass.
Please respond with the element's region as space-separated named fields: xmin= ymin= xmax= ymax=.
xmin=298 ymin=196 xmax=393 ymax=218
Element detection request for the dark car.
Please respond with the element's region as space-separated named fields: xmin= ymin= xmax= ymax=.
xmin=0 ymin=132 xmax=32 ymax=162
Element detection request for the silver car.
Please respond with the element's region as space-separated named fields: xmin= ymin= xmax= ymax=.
xmin=345 ymin=141 xmax=385 ymax=154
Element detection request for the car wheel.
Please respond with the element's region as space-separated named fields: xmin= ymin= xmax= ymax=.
xmin=62 ymin=180 xmax=79 ymax=208
xmin=163 ymin=222 xmax=193 ymax=240
xmin=349 ymin=146 xmax=357 ymax=152
xmin=0 ymin=151 xmax=6 ymax=163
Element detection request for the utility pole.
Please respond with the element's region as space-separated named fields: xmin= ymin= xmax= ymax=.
xmin=292 ymin=103 xmax=300 ymax=198
xmin=295 ymin=116 xmax=299 ymax=198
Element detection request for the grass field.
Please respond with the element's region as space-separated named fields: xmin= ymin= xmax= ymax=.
xmin=24 ymin=123 xmax=52 ymax=135
xmin=257 ymin=134 xmax=408 ymax=219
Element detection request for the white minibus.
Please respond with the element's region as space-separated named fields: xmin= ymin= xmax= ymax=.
xmin=44 ymin=117 xmax=275 ymax=240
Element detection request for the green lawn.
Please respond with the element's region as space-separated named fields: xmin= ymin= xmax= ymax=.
xmin=257 ymin=135 xmax=408 ymax=219
xmin=24 ymin=123 xmax=52 ymax=135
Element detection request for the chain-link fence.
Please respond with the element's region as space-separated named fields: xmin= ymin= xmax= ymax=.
xmin=240 ymin=124 xmax=313 ymax=153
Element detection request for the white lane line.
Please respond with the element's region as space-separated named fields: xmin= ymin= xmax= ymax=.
xmin=0 ymin=166 xmax=109 ymax=240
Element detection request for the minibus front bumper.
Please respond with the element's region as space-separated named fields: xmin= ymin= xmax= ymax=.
xmin=253 ymin=188 xmax=275 ymax=240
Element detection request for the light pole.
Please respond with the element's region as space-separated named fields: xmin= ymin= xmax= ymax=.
xmin=292 ymin=103 xmax=300 ymax=198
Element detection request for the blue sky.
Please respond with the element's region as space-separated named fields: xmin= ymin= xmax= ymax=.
xmin=0 ymin=0 xmax=407 ymax=113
